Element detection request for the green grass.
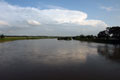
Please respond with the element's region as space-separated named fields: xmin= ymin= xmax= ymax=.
xmin=0 ymin=36 xmax=55 ymax=43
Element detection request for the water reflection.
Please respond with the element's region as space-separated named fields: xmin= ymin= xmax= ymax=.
xmin=0 ymin=39 xmax=96 ymax=67
xmin=0 ymin=39 xmax=120 ymax=80
xmin=31 ymin=45 xmax=97 ymax=65
xmin=97 ymin=44 xmax=120 ymax=62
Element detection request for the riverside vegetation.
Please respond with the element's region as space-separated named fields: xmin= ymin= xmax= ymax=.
xmin=58 ymin=26 xmax=120 ymax=44
xmin=0 ymin=35 xmax=55 ymax=43
xmin=0 ymin=26 xmax=120 ymax=44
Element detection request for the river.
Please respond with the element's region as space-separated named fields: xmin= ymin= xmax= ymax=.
xmin=0 ymin=39 xmax=120 ymax=80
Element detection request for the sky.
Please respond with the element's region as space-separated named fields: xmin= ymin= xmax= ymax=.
xmin=0 ymin=0 xmax=120 ymax=36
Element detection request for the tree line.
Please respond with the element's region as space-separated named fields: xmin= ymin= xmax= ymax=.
xmin=57 ymin=26 xmax=120 ymax=44
xmin=1 ymin=26 xmax=120 ymax=43
xmin=72 ymin=26 xmax=120 ymax=40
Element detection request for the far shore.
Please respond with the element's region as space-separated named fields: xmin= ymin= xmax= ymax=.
xmin=0 ymin=36 xmax=120 ymax=45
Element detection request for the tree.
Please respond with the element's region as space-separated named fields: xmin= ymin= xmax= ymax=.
xmin=0 ymin=34 xmax=5 ymax=39
xmin=98 ymin=26 xmax=120 ymax=40
xmin=108 ymin=26 xmax=120 ymax=40
xmin=98 ymin=30 xmax=109 ymax=39
xmin=86 ymin=35 xmax=94 ymax=39
xmin=79 ymin=35 xmax=85 ymax=38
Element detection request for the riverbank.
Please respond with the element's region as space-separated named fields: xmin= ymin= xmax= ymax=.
xmin=0 ymin=36 xmax=55 ymax=43
xmin=0 ymin=36 xmax=120 ymax=44
xmin=73 ymin=38 xmax=120 ymax=44
xmin=57 ymin=37 xmax=120 ymax=44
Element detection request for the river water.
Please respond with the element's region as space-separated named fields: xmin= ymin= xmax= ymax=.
xmin=0 ymin=39 xmax=120 ymax=80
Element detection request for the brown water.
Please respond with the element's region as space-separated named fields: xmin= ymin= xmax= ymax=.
xmin=0 ymin=39 xmax=120 ymax=80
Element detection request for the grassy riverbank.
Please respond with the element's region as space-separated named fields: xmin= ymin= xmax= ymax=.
xmin=0 ymin=36 xmax=55 ymax=43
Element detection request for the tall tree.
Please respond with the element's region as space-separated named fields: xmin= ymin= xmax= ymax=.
xmin=98 ymin=26 xmax=120 ymax=40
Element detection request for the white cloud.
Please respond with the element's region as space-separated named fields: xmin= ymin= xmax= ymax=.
xmin=0 ymin=20 xmax=9 ymax=26
xmin=100 ymin=6 xmax=113 ymax=11
xmin=0 ymin=1 xmax=107 ymax=26
xmin=27 ymin=20 xmax=41 ymax=26
xmin=0 ymin=1 xmax=107 ymax=35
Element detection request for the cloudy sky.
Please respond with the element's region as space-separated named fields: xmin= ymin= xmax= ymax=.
xmin=0 ymin=0 xmax=120 ymax=36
